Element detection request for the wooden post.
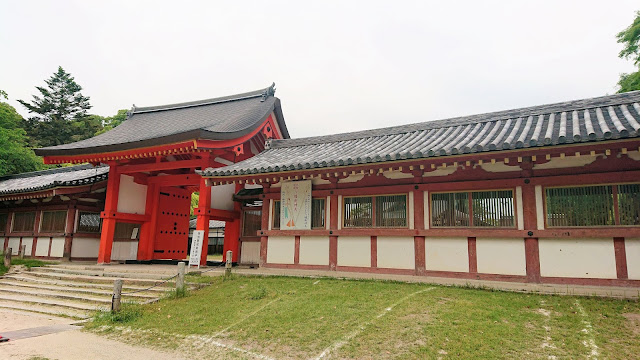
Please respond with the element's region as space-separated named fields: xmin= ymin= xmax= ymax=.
xmin=177 ymin=262 xmax=185 ymax=290
xmin=196 ymin=178 xmax=212 ymax=266
xmin=20 ymin=245 xmax=26 ymax=259
xmin=225 ymin=250 xmax=232 ymax=277
xmin=112 ymin=279 xmax=123 ymax=312
xmin=98 ymin=165 xmax=121 ymax=264
xmin=4 ymin=248 xmax=11 ymax=268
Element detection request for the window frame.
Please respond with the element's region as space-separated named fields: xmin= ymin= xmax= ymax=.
xmin=39 ymin=210 xmax=68 ymax=234
xmin=543 ymin=182 xmax=640 ymax=228
xmin=11 ymin=211 xmax=36 ymax=233
xmin=76 ymin=211 xmax=102 ymax=234
xmin=429 ymin=188 xmax=517 ymax=228
xmin=272 ymin=198 xmax=327 ymax=230
xmin=342 ymin=193 xmax=408 ymax=229
xmin=0 ymin=213 xmax=8 ymax=235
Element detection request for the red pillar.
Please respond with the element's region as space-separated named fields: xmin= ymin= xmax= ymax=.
xmin=138 ymin=183 xmax=159 ymax=260
xmin=195 ymin=178 xmax=211 ymax=266
xmin=222 ymin=183 xmax=242 ymax=263
xmin=522 ymin=178 xmax=541 ymax=283
xmin=614 ymin=237 xmax=628 ymax=279
xmin=413 ymin=188 xmax=426 ymax=275
xmin=329 ymin=191 xmax=339 ymax=271
xmin=63 ymin=203 xmax=77 ymax=260
xmin=4 ymin=211 xmax=13 ymax=253
xmin=98 ymin=165 xmax=120 ymax=264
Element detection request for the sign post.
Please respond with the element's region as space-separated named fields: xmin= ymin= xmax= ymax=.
xmin=189 ymin=230 xmax=204 ymax=269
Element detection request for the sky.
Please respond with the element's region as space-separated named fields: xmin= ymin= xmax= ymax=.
xmin=1 ymin=1 xmax=638 ymax=139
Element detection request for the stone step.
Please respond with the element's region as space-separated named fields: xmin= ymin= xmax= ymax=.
xmin=0 ymin=278 xmax=158 ymax=299
xmin=4 ymin=273 xmax=168 ymax=293
xmin=26 ymin=270 xmax=177 ymax=287
xmin=0 ymin=293 xmax=107 ymax=312
xmin=35 ymin=266 xmax=172 ymax=280
xmin=0 ymin=285 xmax=119 ymax=305
xmin=49 ymin=264 xmax=180 ymax=276
xmin=0 ymin=300 xmax=88 ymax=319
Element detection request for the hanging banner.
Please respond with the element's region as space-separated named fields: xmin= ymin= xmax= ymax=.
xmin=189 ymin=230 xmax=204 ymax=267
xmin=280 ymin=180 xmax=312 ymax=230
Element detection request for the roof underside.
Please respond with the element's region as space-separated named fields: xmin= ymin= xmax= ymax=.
xmin=35 ymin=84 xmax=289 ymax=157
xmin=201 ymin=91 xmax=640 ymax=177
xmin=0 ymin=164 xmax=109 ymax=196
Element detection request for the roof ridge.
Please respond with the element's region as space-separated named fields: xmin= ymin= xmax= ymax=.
xmin=269 ymin=90 xmax=640 ymax=149
xmin=0 ymin=164 xmax=107 ymax=182
xmin=131 ymin=84 xmax=276 ymax=115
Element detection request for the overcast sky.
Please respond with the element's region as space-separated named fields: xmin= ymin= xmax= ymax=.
xmin=1 ymin=1 xmax=638 ymax=139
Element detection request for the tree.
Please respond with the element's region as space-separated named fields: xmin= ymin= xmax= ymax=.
xmin=617 ymin=11 xmax=640 ymax=93
xmin=95 ymin=109 xmax=128 ymax=135
xmin=18 ymin=66 xmax=99 ymax=147
xmin=0 ymin=91 xmax=42 ymax=176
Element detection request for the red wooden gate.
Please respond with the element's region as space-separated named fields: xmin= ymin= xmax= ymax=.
xmin=153 ymin=187 xmax=191 ymax=260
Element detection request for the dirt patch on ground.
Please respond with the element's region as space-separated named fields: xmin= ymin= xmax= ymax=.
xmin=622 ymin=313 xmax=640 ymax=335
xmin=0 ymin=309 xmax=74 ymax=332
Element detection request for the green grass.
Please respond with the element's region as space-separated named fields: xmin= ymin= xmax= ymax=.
xmin=86 ymin=275 xmax=640 ymax=359
xmin=11 ymin=258 xmax=56 ymax=268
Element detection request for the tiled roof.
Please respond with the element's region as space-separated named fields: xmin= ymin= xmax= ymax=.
xmin=35 ymin=84 xmax=289 ymax=156
xmin=200 ymin=91 xmax=640 ymax=177
xmin=0 ymin=164 xmax=109 ymax=196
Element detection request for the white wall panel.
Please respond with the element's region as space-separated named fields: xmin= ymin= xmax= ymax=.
xmin=35 ymin=237 xmax=50 ymax=256
xmin=476 ymin=237 xmax=526 ymax=276
xmin=117 ymin=175 xmax=147 ymax=214
xmin=266 ymin=236 xmax=295 ymax=264
xmin=211 ymin=183 xmax=236 ymax=211
xmin=21 ymin=238 xmax=33 ymax=256
xmin=299 ymin=236 xmax=329 ymax=265
xmin=8 ymin=237 xmax=21 ymax=255
xmin=110 ymin=241 xmax=138 ymax=261
xmin=377 ymin=236 xmax=415 ymax=270
xmin=539 ymin=238 xmax=616 ymax=279
xmin=70 ymin=237 xmax=100 ymax=258
xmin=337 ymin=236 xmax=371 ymax=267
xmin=425 ymin=237 xmax=468 ymax=272
xmin=626 ymin=238 xmax=640 ymax=280
xmin=49 ymin=237 xmax=65 ymax=257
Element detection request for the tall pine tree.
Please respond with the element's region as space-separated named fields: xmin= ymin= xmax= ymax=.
xmin=18 ymin=66 xmax=98 ymax=147
xmin=0 ymin=91 xmax=42 ymax=176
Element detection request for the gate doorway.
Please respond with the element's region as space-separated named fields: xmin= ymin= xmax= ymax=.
xmin=239 ymin=208 xmax=261 ymax=264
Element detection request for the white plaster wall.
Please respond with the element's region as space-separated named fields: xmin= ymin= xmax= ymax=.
xmin=211 ymin=183 xmax=235 ymax=211
xmin=266 ymin=236 xmax=295 ymax=264
xmin=535 ymin=185 xmax=544 ymax=230
xmin=408 ymin=192 xmax=415 ymax=229
xmin=515 ymin=187 xmax=524 ymax=230
xmin=241 ymin=241 xmax=261 ymax=264
xmin=70 ymin=237 xmax=100 ymax=258
xmin=476 ymin=237 xmax=526 ymax=276
xmin=325 ymin=196 xmax=331 ymax=230
xmin=377 ymin=236 xmax=415 ymax=270
xmin=111 ymin=241 xmax=138 ymax=261
xmin=50 ymin=237 xmax=65 ymax=257
xmin=8 ymin=237 xmax=21 ymax=255
xmin=337 ymin=195 xmax=343 ymax=230
xmin=424 ymin=191 xmax=429 ymax=229
xmin=299 ymin=236 xmax=329 ymax=265
xmin=425 ymin=237 xmax=468 ymax=272
xmin=539 ymin=238 xmax=616 ymax=279
xmin=337 ymin=236 xmax=371 ymax=267
xmin=626 ymin=238 xmax=640 ymax=280
xmin=21 ymin=238 xmax=33 ymax=256
xmin=35 ymin=237 xmax=49 ymax=256
xmin=117 ymin=175 xmax=147 ymax=214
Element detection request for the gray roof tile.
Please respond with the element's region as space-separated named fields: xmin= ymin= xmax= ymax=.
xmin=200 ymin=91 xmax=640 ymax=177
xmin=35 ymin=84 xmax=288 ymax=156
xmin=0 ymin=164 xmax=109 ymax=196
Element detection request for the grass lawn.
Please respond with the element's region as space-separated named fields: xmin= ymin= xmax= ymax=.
xmin=87 ymin=275 xmax=640 ymax=359
xmin=0 ymin=254 xmax=57 ymax=275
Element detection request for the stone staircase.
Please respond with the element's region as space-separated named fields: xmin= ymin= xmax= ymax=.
xmin=0 ymin=264 xmax=187 ymax=319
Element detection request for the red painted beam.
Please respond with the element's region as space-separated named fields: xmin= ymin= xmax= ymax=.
xmin=147 ymin=174 xmax=201 ymax=186
xmin=119 ymin=159 xmax=208 ymax=174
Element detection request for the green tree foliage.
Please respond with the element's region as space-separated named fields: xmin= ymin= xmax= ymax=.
xmin=0 ymin=91 xmax=42 ymax=176
xmin=95 ymin=109 xmax=128 ymax=135
xmin=617 ymin=11 xmax=640 ymax=93
xmin=18 ymin=66 xmax=98 ymax=147
xmin=191 ymin=192 xmax=200 ymax=217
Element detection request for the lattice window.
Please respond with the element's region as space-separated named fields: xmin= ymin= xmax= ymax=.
xmin=545 ymin=185 xmax=614 ymax=227
xmin=344 ymin=195 xmax=407 ymax=228
xmin=618 ymin=184 xmax=640 ymax=226
xmin=431 ymin=190 xmax=515 ymax=227
xmin=242 ymin=210 xmax=262 ymax=236
xmin=12 ymin=212 xmax=35 ymax=232
xmin=431 ymin=192 xmax=470 ymax=227
xmin=472 ymin=190 xmax=515 ymax=227
xmin=272 ymin=200 xmax=281 ymax=229
xmin=77 ymin=212 xmax=101 ymax=233
xmin=40 ymin=210 xmax=67 ymax=233
xmin=0 ymin=213 xmax=7 ymax=233
xmin=344 ymin=196 xmax=373 ymax=228
xmin=311 ymin=198 xmax=325 ymax=228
